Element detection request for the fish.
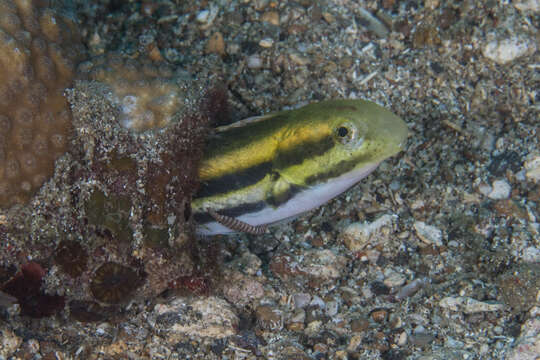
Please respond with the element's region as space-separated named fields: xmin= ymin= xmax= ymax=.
xmin=192 ymin=99 xmax=408 ymax=235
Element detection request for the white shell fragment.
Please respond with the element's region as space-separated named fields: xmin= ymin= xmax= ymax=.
xmin=439 ymin=296 xmax=504 ymax=314
xmin=487 ymin=179 xmax=512 ymax=200
xmin=414 ymin=221 xmax=443 ymax=246
xmin=341 ymin=214 xmax=398 ymax=251
xmin=482 ymin=35 xmax=537 ymax=65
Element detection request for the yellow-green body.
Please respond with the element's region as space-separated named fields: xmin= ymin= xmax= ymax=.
xmin=193 ymin=99 xmax=407 ymax=235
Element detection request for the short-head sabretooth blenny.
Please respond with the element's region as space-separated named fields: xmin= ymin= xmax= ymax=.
xmin=192 ymin=99 xmax=408 ymax=235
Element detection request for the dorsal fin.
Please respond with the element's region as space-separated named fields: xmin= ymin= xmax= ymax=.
xmin=214 ymin=113 xmax=276 ymax=133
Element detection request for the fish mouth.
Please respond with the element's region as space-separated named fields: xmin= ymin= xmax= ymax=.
xmin=369 ymin=105 xmax=408 ymax=159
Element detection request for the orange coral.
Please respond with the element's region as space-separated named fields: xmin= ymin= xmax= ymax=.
xmin=0 ymin=0 xmax=85 ymax=208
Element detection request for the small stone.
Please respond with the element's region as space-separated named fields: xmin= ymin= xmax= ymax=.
xmin=261 ymin=11 xmax=279 ymax=26
xmin=513 ymin=0 xmax=540 ymax=11
xmin=326 ymin=300 xmax=339 ymax=316
xmin=287 ymin=309 xmax=306 ymax=331
xmin=287 ymin=321 xmax=304 ymax=331
xmin=414 ymin=221 xmax=443 ymax=246
xmin=322 ymin=12 xmax=335 ymax=24
xmin=222 ymin=271 xmax=265 ymax=306
xmin=206 ymin=32 xmax=225 ymax=56
xmin=351 ymin=317 xmax=369 ymax=332
xmin=396 ymin=331 xmax=407 ymax=346
xmin=524 ymin=156 xmax=540 ymax=182
xmin=196 ymin=10 xmax=210 ymax=23
xmin=371 ymin=309 xmax=388 ymax=323
xmin=341 ymin=214 xmax=398 ymax=251
xmin=256 ymin=305 xmax=283 ymax=331
xmin=483 ymin=35 xmax=537 ymax=65
xmin=302 ymin=249 xmax=347 ymax=281
xmin=289 ymin=52 xmax=310 ymax=66
xmin=383 ymin=269 xmax=406 ymax=288
xmin=247 ymin=54 xmax=263 ymax=69
xmin=288 ymin=24 xmax=307 ymax=35
xmin=347 ymin=334 xmax=364 ymax=352
xmin=305 ymin=320 xmax=323 ymax=336
xmin=232 ymin=252 xmax=262 ymax=276
xmin=487 ymin=179 xmax=511 ymax=200
xmin=410 ymin=326 xmax=435 ymax=346
xmin=293 ymin=293 xmax=311 ymax=309
xmin=313 ymin=343 xmax=328 ymax=353
xmin=258 ymin=38 xmax=274 ymax=48
xmin=0 ymin=328 xmax=22 ymax=357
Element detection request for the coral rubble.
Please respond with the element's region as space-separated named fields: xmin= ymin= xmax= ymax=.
xmin=0 ymin=0 xmax=85 ymax=208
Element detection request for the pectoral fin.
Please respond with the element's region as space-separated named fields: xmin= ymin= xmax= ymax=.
xmin=267 ymin=171 xmax=305 ymax=208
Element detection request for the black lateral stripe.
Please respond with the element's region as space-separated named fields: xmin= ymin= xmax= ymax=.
xmin=276 ymin=135 xmax=335 ymax=169
xmin=304 ymin=154 xmax=370 ymax=186
xmin=196 ymin=161 xmax=273 ymax=198
xmin=193 ymin=200 xmax=267 ymax=224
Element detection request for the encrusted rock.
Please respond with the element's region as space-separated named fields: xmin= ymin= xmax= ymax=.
xmin=151 ymin=296 xmax=238 ymax=339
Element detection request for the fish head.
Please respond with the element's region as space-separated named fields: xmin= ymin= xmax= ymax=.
xmin=278 ymin=99 xmax=408 ymax=187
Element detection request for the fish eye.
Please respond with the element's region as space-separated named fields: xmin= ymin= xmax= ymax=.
xmin=337 ymin=126 xmax=349 ymax=137
xmin=334 ymin=122 xmax=357 ymax=145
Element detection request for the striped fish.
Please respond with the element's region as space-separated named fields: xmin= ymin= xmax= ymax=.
xmin=193 ymin=99 xmax=407 ymax=235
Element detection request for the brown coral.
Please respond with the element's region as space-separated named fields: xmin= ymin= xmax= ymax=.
xmin=0 ymin=0 xmax=85 ymax=208
xmin=90 ymin=262 xmax=142 ymax=304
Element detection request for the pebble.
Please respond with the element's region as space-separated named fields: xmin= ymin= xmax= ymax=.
xmin=524 ymin=156 xmax=540 ymax=182
xmin=258 ymin=38 xmax=274 ymax=48
xmin=222 ymin=270 xmax=265 ymax=306
xmin=383 ymin=268 xmax=406 ymax=288
xmin=322 ymin=12 xmax=335 ymax=24
xmin=350 ymin=317 xmax=369 ymax=332
xmin=513 ymin=0 xmax=540 ymax=11
xmin=439 ymin=296 xmax=504 ymax=314
xmin=414 ymin=221 xmax=443 ymax=246
xmin=247 ymin=54 xmax=263 ymax=69
xmin=0 ymin=328 xmax=22 ymax=357
xmin=522 ymin=246 xmax=540 ymax=263
xmin=232 ymin=251 xmax=262 ymax=276
xmin=347 ymin=334 xmax=364 ymax=352
xmin=196 ymin=10 xmax=210 ymax=23
xmin=482 ymin=35 xmax=537 ymax=65
xmin=205 ymin=32 xmax=225 ymax=56
xmin=341 ymin=214 xmax=397 ymax=251
xmin=487 ymin=179 xmax=512 ymax=200
xmin=289 ymin=51 xmax=310 ymax=66
xmin=302 ymin=249 xmax=347 ymax=281
xmin=261 ymin=11 xmax=279 ymax=26
xmin=410 ymin=325 xmax=435 ymax=346
xmin=371 ymin=309 xmax=388 ymax=323
xmin=256 ymin=305 xmax=283 ymax=331
xmin=293 ymin=293 xmax=311 ymax=309
xmin=395 ymin=277 xmax=430 ymax=300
